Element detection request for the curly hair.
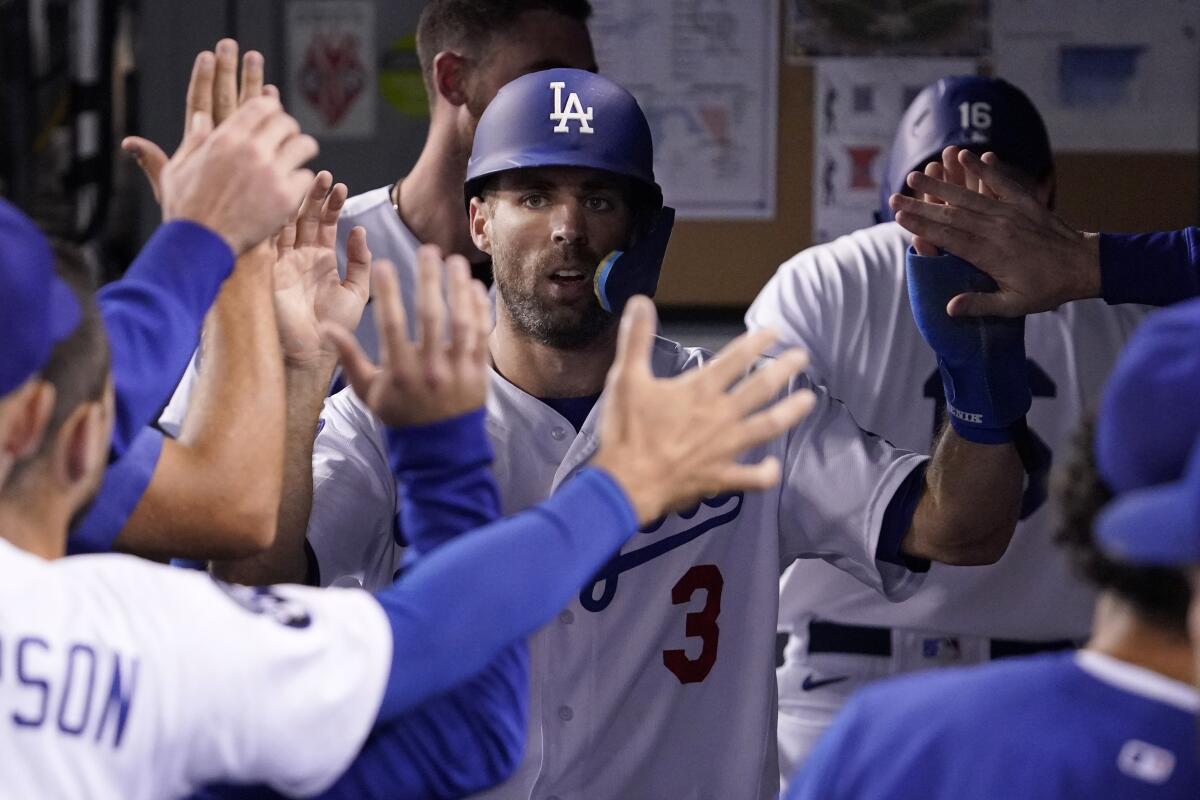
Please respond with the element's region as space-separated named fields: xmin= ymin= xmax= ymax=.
xmin=1053 ymin=415 xmax=1191 ymax=634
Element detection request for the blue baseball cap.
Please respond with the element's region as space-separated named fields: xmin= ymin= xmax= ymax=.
xmin=465 ymin=68 xmax=661 ymax=209
xmin=878 ymin=76 xmax=1053 ymax=222
xmin=1094 ymin=298 xmax=1200 ymax=564
xmin=1097 ymin=438 xmax=1200 ymax=565
xmin=0 ymin=199 xmax=81 ymax=396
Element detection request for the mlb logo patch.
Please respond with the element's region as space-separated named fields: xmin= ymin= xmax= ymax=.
xmin=550 ymin=81 xmax=594 ymax=134
xmin=921 ymin=637 xmax=961 ymax=660
xmin=1117 ymin=740 xmax=1175 ymax=785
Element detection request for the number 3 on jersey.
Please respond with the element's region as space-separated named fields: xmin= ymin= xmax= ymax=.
xmin=663 ymin=564 xmax=723 ymax=684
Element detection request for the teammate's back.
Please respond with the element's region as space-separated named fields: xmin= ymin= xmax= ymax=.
xmin=0 ymin=539 xmax=388 ymax=800
xmin=789 ymin=652 xmax=1198 ymax=800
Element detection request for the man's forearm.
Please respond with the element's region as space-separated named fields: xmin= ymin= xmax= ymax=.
xmin=901 ymin=426 xmax=1022 ymax=565
xmin=119 ymin=244 xmax=284 ymax=560
xmin=1099 ymin=228 xmax=1200 ymax=306
xmin=211 ymin=362 xmax=331 ymax=584
xmin=100 ymin=221 xmax=235 ymax=456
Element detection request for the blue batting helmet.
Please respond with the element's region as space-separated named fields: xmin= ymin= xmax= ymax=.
xmin=465 ymin=68 xmax=662 ymax=209
xmin=465 ymin=68 xmax=674 ymax=314
xmin=878 ymin=76 xmax=1053 ymax=222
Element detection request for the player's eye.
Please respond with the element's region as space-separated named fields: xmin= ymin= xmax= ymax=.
xmin=521 ymin=193 xmax=550 ymax=209
xmin=584 ymin=195 xmax=615 ymax=212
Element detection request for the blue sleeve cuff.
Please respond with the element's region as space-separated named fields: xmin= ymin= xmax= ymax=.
xmin=1099 ymin=228 xmax=1200 ymax=306
xmin=565 ymin=467 xmax=640 ymax=537
xmin=99 ymin=220 xmax=234 ymax=456
xmin=386 ymin=409 xmax=493 ymax=475
xmin=67 ymin=427 xmax=164 ymax=555
xmin=875 ymin=463 xmax=931 ymax=573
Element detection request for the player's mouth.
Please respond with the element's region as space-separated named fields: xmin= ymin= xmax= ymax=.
xmin=541 ymin=262 xmax=596 ymax=302
xmin=548 ymin=267 xmax=588 ymax=286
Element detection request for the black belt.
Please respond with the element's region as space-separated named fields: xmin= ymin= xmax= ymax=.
xmin=807 ymin=620 xmax=1077 ymax=661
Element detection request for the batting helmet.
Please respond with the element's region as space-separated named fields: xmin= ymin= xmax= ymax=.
xmin=878 ymin=76 xmax=1053 ymax=222
xmin=465 ymin=68 xmax=674 ymax=313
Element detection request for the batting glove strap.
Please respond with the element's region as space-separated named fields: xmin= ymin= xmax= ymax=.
xmin=906 ymin=247 xmax=1031 ymax=444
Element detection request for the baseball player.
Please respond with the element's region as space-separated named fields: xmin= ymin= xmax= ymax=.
xmin=162 ymin=0 xmax=598 ymax=422
xmin=746 ymin=76 xmax=1147 ymax=780
xmin=234 ymin=68 xmax=1030 ymax=798
xmin=1096 ymin=305 xmax=1200 ymax=695
xmin=788 ymin=297 xmax=1200 ymax=800
xmin=0 ymin=193 xmax=810 ymax=798
xmin=892 ymin=148 xmax=1200 ymax=315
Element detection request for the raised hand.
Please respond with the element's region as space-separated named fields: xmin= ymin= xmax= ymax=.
xmin=890 ymin=147 xmax=1100 ymax=318
xmin=272 ymin=170 xmax=371 ymax=367
xmin=156 ymin=94 xmax=317 ymax=256
xmin=123 ymin=39 xmax=274 ymax=204
xmin=591 ymin=298 xmax=816 ymax=525
xmin=324 ymin=245 xmax=492 ymax=427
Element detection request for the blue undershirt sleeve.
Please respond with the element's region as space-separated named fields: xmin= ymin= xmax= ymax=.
xmin=67 ymin=426 xmax=164 ymax=554
xmin=98 ymin=220 xmax=233 ymax=456
xmin=874 ymin=463 xmax=932 ymax=573
xmin=1099 ymin=228 xmax=1200 ymax=307
xmin=387 ymin=410 xmax=499 ymax=555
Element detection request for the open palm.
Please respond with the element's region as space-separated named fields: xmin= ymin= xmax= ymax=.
xmin=273 ymin=171 xmax=370 ymax=366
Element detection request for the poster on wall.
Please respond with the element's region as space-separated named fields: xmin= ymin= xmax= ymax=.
xmin=588 ymin=0 xmax=779 ymax=220
xmin=787 ymin=0 xmax=989 ymax=61
xmin=813 ymin=57 xmax=978 ymax=243
xmin=992 ymin=0 xmax=1199 ymax=152
xmin=286 ymin=1 xmax=377 ymax=139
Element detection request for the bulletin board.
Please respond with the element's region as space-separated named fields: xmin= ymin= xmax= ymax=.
xmin=654 ymin=58 xmax=815 ymax=308
xmin=653 ymin=3 xmax=1200 ymax=309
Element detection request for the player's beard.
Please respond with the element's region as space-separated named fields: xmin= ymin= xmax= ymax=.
xmin=492 ymin=239 xmax=617 ymax=350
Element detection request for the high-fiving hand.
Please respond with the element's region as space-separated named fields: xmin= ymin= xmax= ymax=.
xmin=272 ymin=171 xmax=371 ymax=368
xmin=591 ymin=299 xmax=816 ymax=525
xmin=123 ymin=39 xmax=270 ymax=201
xmin=890 ymin=146 xmax=1100 ymax=318
xmin=324 ymin=245 xmax=493 ymax=427
xmin=123 ymin=39 xmax=318 ymax=256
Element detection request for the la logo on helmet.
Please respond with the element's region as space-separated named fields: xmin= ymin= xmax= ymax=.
xmin=549 ymin=81 xmax=593 ymax=134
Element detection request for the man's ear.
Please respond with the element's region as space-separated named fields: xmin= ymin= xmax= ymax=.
xmin=57 ymin=402 xmax=106 ymax=486
xmin=432 ymin=51 xmax=470 ymax=107
xmin=1 ymin=380 xmax=55 ymax=463
xmin=469 ymin=197 xmax=492 ymax=253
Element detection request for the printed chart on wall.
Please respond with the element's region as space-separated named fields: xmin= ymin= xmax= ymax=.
xmin=813 ymin=58 xmax=977 ymax=244
xmin=286 ymin=0 xmax=377 ymax=139
xmin=589 ymin=0 xmax=779 ymax=219
xmin=993 ymin=0 xmax=1200 ymax=152
xmin=787 ymin=0 xmax=989 ymax=60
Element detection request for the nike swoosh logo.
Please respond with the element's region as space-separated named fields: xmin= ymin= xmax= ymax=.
xmin=801 ymin=674 xmax=849 ymax=691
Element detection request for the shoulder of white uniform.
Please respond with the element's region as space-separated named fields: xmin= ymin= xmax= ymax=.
xmin=771 ymin=221 xmax=909 ymax=282
xmin=321 ymin=386 xmax=386 ymax=442
xmin=0 ymin=538 xmax=51 ymax=594
xmin=339 ymin=185 xmax=396 ymax=225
